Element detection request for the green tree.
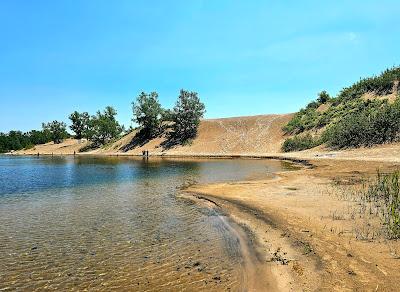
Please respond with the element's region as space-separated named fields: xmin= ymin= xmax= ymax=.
xmin=28 ymin=129 xmax=52 ymax=145
xmin=317 ymin=91 xmax=330 ymax=104
xmin=171 ymin=90 xmax=205 ymax=142
xmin=90 ymin=106 xmax=123 ymax=145
xmin=69 ymin=111 xmax=90 ymax=139
xmin=132 ymin=92 xmax=163 ymax=138
xmin=42 ymin=121 xmax=68 ymax=144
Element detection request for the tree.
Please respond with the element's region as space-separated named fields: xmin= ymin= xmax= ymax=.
xmin=171 ymin=90 xmax=205 ymax=142
xmin=317 ymin=91 xmax=330 ymax=104
xmin=69 ymin=111 xmax=90 ymax=139
xmin=90 ymin=106 xmax=123 ymax=146
xmin=28 ymin=129 xmax=52 ymax=145
xmin=42 ymin=121 xmax=68 ymax=144
xmin=132 ymin=92 xmax=163 ymax=138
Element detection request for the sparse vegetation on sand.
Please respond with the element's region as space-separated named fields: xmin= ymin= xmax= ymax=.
xmin=282 ymin=66 xmax=400 ymax=152
xmin=335 ymin=170 xmax=400 ymax=240
xmin=357 ymin=171 xmax=400 ymax=239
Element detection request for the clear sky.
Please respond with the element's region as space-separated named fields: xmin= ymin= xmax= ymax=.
xmin=0 ymin=0 xmax=399 ymax=132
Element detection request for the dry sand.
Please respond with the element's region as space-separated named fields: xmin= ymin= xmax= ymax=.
xmin=12 ymin=113 xmax=400 ymax=291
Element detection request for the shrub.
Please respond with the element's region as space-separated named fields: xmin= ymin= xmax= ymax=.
xmin=317 ymin=91 xmax=330 ymax=104
xmin=325 ymin=98 xmax=400 ymax=149
xmin=282 ymin=133 xmax=321 ymax=152
xmin=283 ymin=66 xmax=400 ymax=135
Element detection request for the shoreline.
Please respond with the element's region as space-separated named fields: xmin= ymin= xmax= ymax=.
xmin=183 ymin=158 xmax=400 ymax=291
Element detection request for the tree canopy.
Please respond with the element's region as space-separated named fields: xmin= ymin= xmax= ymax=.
xmin=69 ymin=111 xmax=90 ymax=139
xmin=90 ymin=106 xmax=123 ymax=146
xmin=42 ymin=121 xmax=68 ymax=144
xmin=132 ymin=92 xmax=163 ymax=139
xmin=170 ymin=90 xmax=205 ymax=142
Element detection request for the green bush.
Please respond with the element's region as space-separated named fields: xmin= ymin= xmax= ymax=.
xmin=325 ymin=98 xmax=400 ymax=148
xmin=282 ymin=134 xmax=321 ymax=152
xmin=283 ymin=66 xmax=400 ymax=135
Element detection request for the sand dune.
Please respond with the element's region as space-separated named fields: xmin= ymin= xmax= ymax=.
xmin=16 ymin=114 xmax=293 ymax=156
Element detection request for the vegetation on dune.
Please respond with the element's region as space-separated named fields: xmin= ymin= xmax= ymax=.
xmin=282 ymin=66 xmax=400 ymax=152
xmin=69 ymin=106 xmax=123 ymax=150
xmin=282 ymin=133 xmax=321 ymax=153
xmin=89 ymin=106 xmax=123 ymax=146
xmin=129 ymin=89 xmax=205 ymax=150
xmin=169 ymin=90 xmax=206 ymax=144
xmin=69 ymin=111 xmax=91 ymax=140
xmin=0 ymin=122 xmax=69 ymax=153
xmin=0 ymin=130 xmax=51 ymax=153
xmin=42 ymin=121 xmax=68 ymax=144
xmin=323 ymin=99 xmax=400 ymax=149
xmin=132 ymin=92 xmax=164 ymax=139
xmin=2 ymin=88 xmax=204 ymax=153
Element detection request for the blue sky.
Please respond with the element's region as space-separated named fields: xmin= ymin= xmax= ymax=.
xmin=0 ymin=0 xmax=399 ymax=132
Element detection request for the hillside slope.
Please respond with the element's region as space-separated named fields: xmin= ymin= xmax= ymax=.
xmin=16 ymin=114 xmax=293 ymax=156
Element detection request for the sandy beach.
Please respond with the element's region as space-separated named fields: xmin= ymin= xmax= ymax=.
xmin=184 ymin=158 xmax=400 ymax=291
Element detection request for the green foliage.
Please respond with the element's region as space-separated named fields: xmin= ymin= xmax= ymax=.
xmin=284 ymin=66 xmax=400 ymax=136
xmin=324 ymin=98 xmax=400 ymax=148
xmin=170 ymin=90 xmax=206 ymax=142
xmin=42 ymin=121 xmax=68 ymax=144
xmin=69 ymin=111 xmax=90 ymax=139
xmin=283 ymin=108 xmax=319 ymax=134
xmin=335 ymin=66 xmax=400 ymax=104
xmin=0 ymin=130 xmax=53 ymax=153
xmin=317 ymin=90 xmax=330 ymax=104
xmin=89 ymin=106 xmax=123 ymax=146
xmin=132 ymin=92 xmax=163 ymax=139
xmin=282 ymin=133 xmax=321 ymax=152
xmin=28 ymin=129 xmax=52 ymax=145
xmin=282 ymin=66 xmax=400 ymax=150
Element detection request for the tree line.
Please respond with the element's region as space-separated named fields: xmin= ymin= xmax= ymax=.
xmin=0 ymin=89 xmax=205 ymax=153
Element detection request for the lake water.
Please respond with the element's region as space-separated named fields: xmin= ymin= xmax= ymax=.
xmin=0 ymin=156 xmax=294 ymax=291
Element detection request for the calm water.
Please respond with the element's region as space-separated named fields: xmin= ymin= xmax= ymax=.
xmin=0 ymin=156 xmax=293 ymax=291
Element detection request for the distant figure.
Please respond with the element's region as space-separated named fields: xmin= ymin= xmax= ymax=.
xmin=37 ymin=152 xmax=39 ymax=156
xmin=74 ymin=151 xmax=76 ymax=156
